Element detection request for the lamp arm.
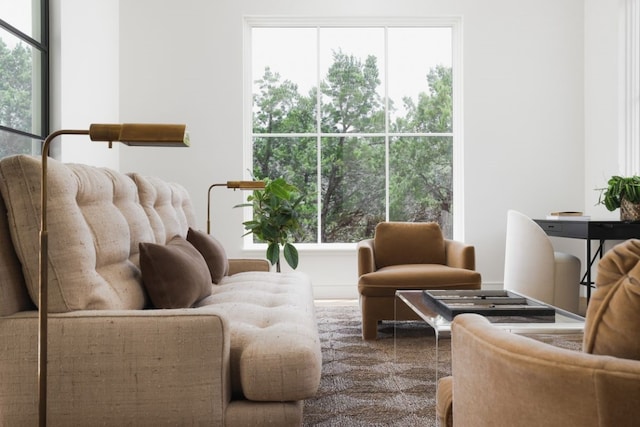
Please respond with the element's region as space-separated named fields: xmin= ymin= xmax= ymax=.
xmin=207 ymin=183 xmax=226 ymax=234
xmin=207 ymin=181 xmax=264 ymax=234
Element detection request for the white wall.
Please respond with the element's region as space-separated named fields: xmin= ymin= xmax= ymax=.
xmin=584 ymin=0 xmax=624 ymax=215
xmin=55 ymin=0 xmax=626 ymax=299
xmin=50 ymin=0 xmax=120 ymax=169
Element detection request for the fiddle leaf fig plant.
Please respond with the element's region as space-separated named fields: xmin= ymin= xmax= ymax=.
xmin=235 ymin=177 xmax=303 ymax=272
xmin=597 ymin=175 xmax=640 ymax=211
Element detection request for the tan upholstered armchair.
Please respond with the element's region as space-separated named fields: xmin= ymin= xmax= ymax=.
xmin=357 ymin=222 xmax=481 ymax=340
xmin=437 ymin=238 xmax=640 ymax=427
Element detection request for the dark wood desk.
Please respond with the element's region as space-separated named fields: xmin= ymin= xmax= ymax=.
xmin=534 ymin=219 xmax=640 ymax=301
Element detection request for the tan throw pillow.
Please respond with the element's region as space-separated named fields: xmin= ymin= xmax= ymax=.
xmin=139 ymin=235 xmax=212 ymax=308
xmin=583 ymin=239 xmax=640 ymax=360
xmin=373 ymin=221 xmax=446 ymax=268
xmin=186 ymin=228 xmax=229 ymax=283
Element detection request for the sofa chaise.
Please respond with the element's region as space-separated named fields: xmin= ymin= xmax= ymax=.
xmin=0 ymin=154 xmax=321 ymax=426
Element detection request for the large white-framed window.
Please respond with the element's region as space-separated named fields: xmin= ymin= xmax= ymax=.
xmin=244 ymin=17 xmax=462 ymax=245
xmin=0 ymin=1 xmax=49 ymax=158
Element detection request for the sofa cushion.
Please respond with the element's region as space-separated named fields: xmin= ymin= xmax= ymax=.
xmin=186 ymin=228 xmax=229 ymax=283
xmin=584 ymin=239 xmax=640 ymax=360
xmin=195 ymin=271 xmax=322 ymax=401
xmin=374 ymin=221 xmax=446 ymax=268
xmin=140 ymin=235 xmax=213 ymax=308
xmin=0 ymin=155 xmax=153 ymax=312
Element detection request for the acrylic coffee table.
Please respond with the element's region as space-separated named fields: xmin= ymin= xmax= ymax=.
xmin=394 ymin=289 xmax=585 ymax=384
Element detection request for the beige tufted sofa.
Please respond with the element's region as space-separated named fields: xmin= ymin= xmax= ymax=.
xmin=0 ymin=155 xmax=321 ymax=426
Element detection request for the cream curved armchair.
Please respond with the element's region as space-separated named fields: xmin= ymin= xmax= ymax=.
xmin=504 ymin=209 xmax=581 ymax=313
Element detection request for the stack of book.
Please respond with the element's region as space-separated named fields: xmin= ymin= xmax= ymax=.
xmin=545 ymin=211 xmax=591 ymax=221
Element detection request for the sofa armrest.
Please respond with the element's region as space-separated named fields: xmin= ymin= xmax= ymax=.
xmin=228 ymin=258 xmax=270 ymax=275
xmin=0 ymin=309 xmax=231 ymax=426
xmin=444 ymin=239 xmax=476 ymax=270
xmin=357 ymin=239 xmax=376 ymax=276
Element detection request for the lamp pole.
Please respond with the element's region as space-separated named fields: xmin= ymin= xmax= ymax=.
xmin=37 ymin=124 xmax=188 ymax=427
xmin=39 ymin=129 xmax=89 ymax=427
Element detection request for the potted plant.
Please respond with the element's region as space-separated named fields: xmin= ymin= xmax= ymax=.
xmin=597 ymin=175 xmax=640 ymax=221
xmin=235 ymin=177 xmax=304 ymax=272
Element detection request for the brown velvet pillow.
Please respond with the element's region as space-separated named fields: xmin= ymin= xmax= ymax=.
xmin=186 ymin=228 xmax=229 ymax=283
xmin=373 ymin=221 xmax=446 ymax=269
xmin=583 ymin=239 xmax=640 ymax=360
xmin=139 ymin=235 xmax=212 ymax=308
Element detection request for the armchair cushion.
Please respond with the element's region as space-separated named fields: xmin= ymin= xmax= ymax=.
xmin=359 ymin=264 xmax=482 ymax=296
xmin=187 ymin=227 xmax=229 ymax=283
xmin=584 ymin=239 xmax=640 ymax=360
xmin=373 ymin=221 xmax=445 ymax=268
xmin=139 ymin=235 xmax=212 ymax=308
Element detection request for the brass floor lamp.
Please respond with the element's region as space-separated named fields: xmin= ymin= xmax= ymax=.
xmin=206 ymin=180 xmax=265 ymax=234
xmin=38 ymin=123 xmax=189 ymax=427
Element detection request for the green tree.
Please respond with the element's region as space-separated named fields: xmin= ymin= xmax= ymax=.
xmin=389 ymin=65 xmax=453 ymax=232
xmin=319 ymin=51 xmax=385 ymax=242
xmin=252 ymin=68 xmax=318 ymax=242
xmin=0 ymin=38 xmax=34 ymax=157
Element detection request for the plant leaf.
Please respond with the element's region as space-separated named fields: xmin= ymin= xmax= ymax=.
xmin=283 ymin=243 xmax=299 ymax=269
xmin=266 ymin=243 xmax=280 ymax=266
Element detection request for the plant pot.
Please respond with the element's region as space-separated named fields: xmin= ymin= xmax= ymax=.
xmin=620 ymin=198 xmax=640 ymax=222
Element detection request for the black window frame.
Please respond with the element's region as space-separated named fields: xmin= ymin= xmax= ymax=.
xmin=0 ymin=0 xmax=50 ymax=152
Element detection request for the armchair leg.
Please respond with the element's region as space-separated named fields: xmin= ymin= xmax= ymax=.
xmin=362 ymin=317 xmax=378 ymax=340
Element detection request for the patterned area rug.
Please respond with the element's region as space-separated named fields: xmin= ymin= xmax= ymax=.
xmin=304 ymin=300 xmax=584 ymax=427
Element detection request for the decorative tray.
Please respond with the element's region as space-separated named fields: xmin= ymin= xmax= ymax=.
xmin=422 ymin=290 xmax=556 ymax=321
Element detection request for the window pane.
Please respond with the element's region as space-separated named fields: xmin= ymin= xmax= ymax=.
xmin=252 ymin=28 xmax=317 ymax=134
xmin=388 ymin=28 xmax=452 ymax=131
xmin=253 ymin=136 xmax=318 ymax=243
xmin=0 ymin=128 xmax=40 ymax=157
xmin=319 ymin=28 xmax=385 ymax=133
xmin=0 ymin=32 xmax=43 ymax=136
xmin=0 ymin=2 xmax=41 ymax=41
xmin=321 ymin=136 xmax=385 ymax=243
xmin=389 ymin=136 xmax=453 ymax=238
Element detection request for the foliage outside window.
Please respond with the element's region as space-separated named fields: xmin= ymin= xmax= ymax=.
xmin=248 ymin=20 xmax=458 ymax=244
xmin=0 ymin=1 xmax=48 ymax=158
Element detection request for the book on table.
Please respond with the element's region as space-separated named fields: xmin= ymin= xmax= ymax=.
xmin=545 ymin=211 xmax=590 ymax=221
xmin=422 ymin=290 xmax=556 ymax=322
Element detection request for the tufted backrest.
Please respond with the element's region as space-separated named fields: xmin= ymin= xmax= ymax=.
xmin=0 ymin=155 xmax=197 ymax=313
xmin=129 ymin=173 xmax=196 ymax=244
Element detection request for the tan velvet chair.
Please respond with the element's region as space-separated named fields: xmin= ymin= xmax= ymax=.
xmin=357 ymin=221 xmax=481 ymax=340
xmin=437 ymin=238 xmax=640 ymax=427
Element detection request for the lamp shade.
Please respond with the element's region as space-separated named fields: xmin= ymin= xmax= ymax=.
xmin=226 ymin=180 xmax=266 ymax=189
xmin=89 ymin=123 xmax=189 ymax=147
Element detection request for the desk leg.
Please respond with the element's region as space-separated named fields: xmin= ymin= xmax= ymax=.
xmin=581 ymin=239 xmax=604 ymax=303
